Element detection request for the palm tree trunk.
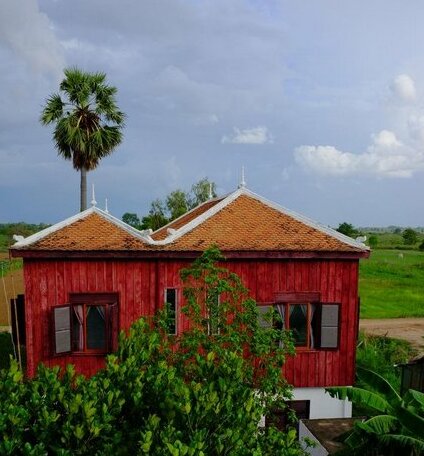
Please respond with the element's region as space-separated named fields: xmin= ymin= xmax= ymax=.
xmin=80 ymin=167 xmax=87 ymax=211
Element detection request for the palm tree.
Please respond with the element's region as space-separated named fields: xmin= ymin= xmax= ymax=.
xmin=326 ymin=366 xmax=424 ymax=455
xmin=41 ymin=68 xmax=125 ymax=211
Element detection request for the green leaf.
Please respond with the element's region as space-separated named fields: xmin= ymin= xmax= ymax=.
xmin=404 ymin=389 xmax=424 ymax=410
xmin=396 ymin=406 xmax=424 ymax=436
xmin=378 ymin=434 xmax=424 ymax=453
xmin=357 ymin=366 xmax=401 ymax=406
xmin=362 ymin=415 xmax=398 ymax=434
xmin=326 ymin=386 xmax=391 ymax=413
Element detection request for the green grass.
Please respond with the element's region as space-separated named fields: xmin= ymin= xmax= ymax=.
xmin=0 ymin=257 xmax=22 ymax=277
xmin=359 ymin=249 xmax=424 ymax=318
xmin=356 ymin=332 xmax=416 ymax=391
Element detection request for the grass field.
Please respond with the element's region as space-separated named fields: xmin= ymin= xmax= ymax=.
xmin=359 ymin=249 xmax=424 ymax=318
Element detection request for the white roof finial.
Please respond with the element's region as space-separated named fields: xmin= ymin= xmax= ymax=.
xmin=239 ymin=166 xmax=247 ymax=189
xmin=104 ymin=198 xmax=109 ymax=214
xmin=91 ymin=184 xmax=97 ymax=207
xmin=208 ymin=182 xmax=213 ymax=200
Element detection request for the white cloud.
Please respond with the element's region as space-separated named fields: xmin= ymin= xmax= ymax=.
xmin=390 ymin=74 xmax=416 ymax=103
xmin=294 ymin=130 xmax=424 ymax=178
xmin=221 ymin=126 xmax=273 ymax=144
xmin=0 ymin=0 xmax=65 ymax=79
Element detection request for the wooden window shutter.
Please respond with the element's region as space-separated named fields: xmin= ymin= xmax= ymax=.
xmin=257 ymin=305 xmax=273 ymax=329
xmin=108 ymin=302 xmax=119 ymax=352
xmin=320 ymin=304 xmax=340 ymax=348
xmin=54 ymin=305 xmax=71 ymax=354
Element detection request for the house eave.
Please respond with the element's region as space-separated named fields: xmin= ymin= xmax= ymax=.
xmin=11 ymin=249 xmax=369 ymax=260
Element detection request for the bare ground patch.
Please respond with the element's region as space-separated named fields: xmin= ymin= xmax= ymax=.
xmin=360 ymin=318 xmax=424 ymax=354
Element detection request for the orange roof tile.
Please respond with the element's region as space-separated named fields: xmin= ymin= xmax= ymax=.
xmin=162 ymin=194 xmax=364 ymax=252
xmin=152 ymin=197 xmax=225 ymax=241
xmin=21 ymin=212 xmax=150 ymax=251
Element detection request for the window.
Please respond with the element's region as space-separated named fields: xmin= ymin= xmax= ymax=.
xmin=165 ymin=288 xmax=177 ymax=335
xmin=53 ymin=293 xmax=118 ymax=355
xmin=257 ymin=294 xmax=339 ymax=349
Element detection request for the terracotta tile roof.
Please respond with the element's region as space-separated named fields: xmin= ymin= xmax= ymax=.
xmin=162 ymin=194 xmax=364 ymax=252
xmin=152 ymin=197 xmax=225 ymax=241
xmin=19 ymin=212 xmax=150 ymax=251
xmin=11 ymin=188 xmax=368 ymax=255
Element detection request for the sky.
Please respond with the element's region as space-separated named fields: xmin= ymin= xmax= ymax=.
xmin=1 ymin=0 xmax=424 ymax=227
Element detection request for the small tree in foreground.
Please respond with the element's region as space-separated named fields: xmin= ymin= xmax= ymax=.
xmin=0 ymin=247 xmax=305 ymax=455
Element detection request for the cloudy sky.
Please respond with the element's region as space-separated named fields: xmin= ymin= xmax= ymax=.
xmin=1 ymin=0 xmax=424 ymax=227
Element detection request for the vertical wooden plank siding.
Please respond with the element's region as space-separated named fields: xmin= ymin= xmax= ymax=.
xmin=23 ymin=257 xmax=359 ymax=385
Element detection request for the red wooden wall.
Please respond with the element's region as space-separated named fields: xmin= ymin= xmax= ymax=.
xmin=23 ymin=258 xmax=359 ymax=385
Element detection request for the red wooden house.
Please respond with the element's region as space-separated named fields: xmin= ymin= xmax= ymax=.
xmin=10 ymin=186 xmax=369 ymax=420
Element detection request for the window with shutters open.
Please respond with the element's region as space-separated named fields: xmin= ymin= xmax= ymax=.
xmin=257 ymin=299 xmax=340 ymax=350
xmin=53 ymin=293 xmax=119 ymax=356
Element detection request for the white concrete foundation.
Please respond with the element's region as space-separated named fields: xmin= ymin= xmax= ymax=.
xmin=293 ymin=387 xmax=352 ymax=419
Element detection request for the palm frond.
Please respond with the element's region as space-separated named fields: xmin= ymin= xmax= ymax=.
xmin=40 ymin=93 xmax=64 ymax=124
xmin=60 ymin=67 xmax=91 ymax=107
xmin=326 ymin=386 xmax=391 ymax=413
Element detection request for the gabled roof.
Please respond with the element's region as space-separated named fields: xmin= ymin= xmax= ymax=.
xmin=10 ymin=187 xmax=369 ymax=256
xmin=11 ymin=206 xmax=151 ymax=251
xmin=155 ymin=188 xmax=369 ymax=253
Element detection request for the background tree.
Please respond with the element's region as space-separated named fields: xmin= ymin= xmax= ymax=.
xmin=402 ymin=228 xmax=418 ymax=246
xmin=166 ymin=189 xmax=188 ymax=220
xmin=140 ymin=199 xmax=168 ymax=231
xmin=121 ymin=213 xmax=141 ymax=229
xmin=368 ymin=235 xmax=378 ymax=249
xmin=41 ymin=67 xmax=125 ymax=212
xmin=138 ymin=178 xmax=216 ymax=231
xmin=336 ymin=222 xmax=360 ymax=239
xmin=188 ymin=177 xmax=217 ymax=208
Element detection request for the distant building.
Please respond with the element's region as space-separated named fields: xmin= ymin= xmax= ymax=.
xmin=399 ymin=355 xmax=424 ymax=394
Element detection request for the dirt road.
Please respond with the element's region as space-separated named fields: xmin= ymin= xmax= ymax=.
xmin=360 ymin=318 xmax=424 ymax=353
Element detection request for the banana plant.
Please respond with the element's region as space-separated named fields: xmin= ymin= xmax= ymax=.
xmin=326 ymin=366 xmax=424 ymax=456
